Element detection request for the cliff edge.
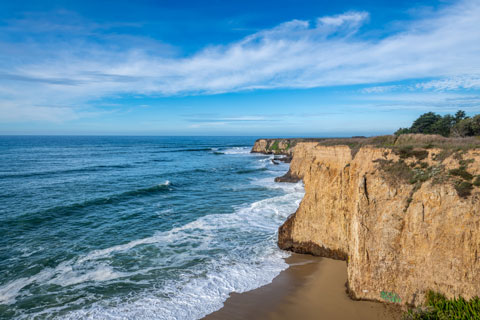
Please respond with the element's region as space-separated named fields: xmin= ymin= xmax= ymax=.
xmin=253 ymin=135 xmax=480 ymax=307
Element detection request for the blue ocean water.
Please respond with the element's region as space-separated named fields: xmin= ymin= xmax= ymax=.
xmin=0 ymin=136 xmax=304 ymax=319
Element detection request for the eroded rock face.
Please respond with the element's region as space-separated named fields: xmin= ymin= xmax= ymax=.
xmin=251 ymin=139 xmax=297 ymax=156
xmin=277 ymin=142 xmax=480 ymax=307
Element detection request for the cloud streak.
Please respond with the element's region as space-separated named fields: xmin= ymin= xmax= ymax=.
xmin=1 ymin=0 xmax=480 ymax=121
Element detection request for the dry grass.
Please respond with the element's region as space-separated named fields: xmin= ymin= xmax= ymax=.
xmin=302 ymin=134 xmax=480 ymax=158
xmin=316 ymin=134 xmax=480 ymax=150
xmin=263 ymin=134 xmax=480 ymax=157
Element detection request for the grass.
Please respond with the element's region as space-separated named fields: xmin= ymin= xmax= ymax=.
xmin=405 ymin=291 xmax=480 ymax=319
xmin=270 ymin=140 xmax=280 ymax=151
xmin=311 ymin=134 xmax=480 ymax=160
xmin=263 ymin=139 xmax=295 ymax=153
xmin=262 ymin=134 xmax=480 ymax=158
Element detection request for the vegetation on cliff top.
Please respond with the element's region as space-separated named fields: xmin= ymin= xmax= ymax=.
xmin=395 ymin=110 xmax=480 ymax=138
xmin=257 ymin=134 xmax=480 ymax=156
xmin=375 ymin=149 xmax=479 ymax=198
xmin=405 ymin=291 xmax=480 ymax=320
xmin=313 ymin=134 xmax=480 ymax=155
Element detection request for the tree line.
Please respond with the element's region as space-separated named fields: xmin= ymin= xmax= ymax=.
xmin=395 ymin=110 xmax=480 ymax=137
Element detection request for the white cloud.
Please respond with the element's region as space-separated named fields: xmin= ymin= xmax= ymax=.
xmin=416 ymin=75 xmax=480 ymax=91
xmin=318 ymin=11 xmax=368 ymax=27
xmin=356 ymin=91 xmax=480 ymax=113
xmin=1 ymin=0 xmax=480 ymax=122
xmin=361 ymin=85 xmax=401 ymax=94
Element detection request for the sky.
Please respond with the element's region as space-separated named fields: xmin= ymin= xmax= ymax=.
xmin=0 ymin=0 xmax=479 ymax=136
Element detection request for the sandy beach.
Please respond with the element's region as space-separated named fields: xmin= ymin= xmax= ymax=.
xmin=205 ymin=254 xmax=403 ymax=320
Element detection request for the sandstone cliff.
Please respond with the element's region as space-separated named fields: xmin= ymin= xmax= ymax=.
xmin=251 ymin=138 xmax=298 ymax=156
xmin=251 ymin=138 xmax=328 ymax=156
xmin=254 ymin=135 xmax=480 ymax=307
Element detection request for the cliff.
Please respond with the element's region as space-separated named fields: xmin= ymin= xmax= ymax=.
xmin=253 ymin=135 xmax=480 ymax=307
xmin=251 ymin=138 xmax=327 ymax=156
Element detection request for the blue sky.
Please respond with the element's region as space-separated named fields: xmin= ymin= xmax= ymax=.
xmin=0 ymin=0 xmax=479 ymax=136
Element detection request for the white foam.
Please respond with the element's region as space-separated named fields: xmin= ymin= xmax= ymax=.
xmin=0 ymin=261 xmax=131 ymax=305
xmin=61 ymin=248 xmax=289 ymax=320
xmin=47 ymin=264 xmax=129 ymax=287
xmin=60 ymin=186 xmax=303 ymax=319
xmin=251 ymin=175 xmax=304 ymax=193
xmin=161 ymin=180 xmax=171 ymax=186
xmin=222 ymin=147 xmax=251 ymax=155
xmin=3 ymin=165 xmax=305 ymax=320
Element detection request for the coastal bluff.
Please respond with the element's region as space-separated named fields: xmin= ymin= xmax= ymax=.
xmin=251 ymin=138 xmax=327 ymax=156
xmin=252 ymin=135 xmax=480 ymax=307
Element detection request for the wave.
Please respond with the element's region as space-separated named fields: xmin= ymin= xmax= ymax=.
xmin=251 ymin=176 xmax=304 ymax=193
xmin=155 ymin=148 xmax=213 ymax=153
xmin=222 ymin=147 xmax=251 ymax=155
xmin=0 ymin=263 xmax=129 ymax=306
xmin=0 ymin=164 xmax=134 ymax=179
xmin=2 ymin=182 xmax=172 ymax=227
xmin=59 ymin=191 xmax=304 ymax=320
xmin=2 ymin=178 xmax=305 ymax=319
xmin=235 ymin=167 xmax=269 ymax=174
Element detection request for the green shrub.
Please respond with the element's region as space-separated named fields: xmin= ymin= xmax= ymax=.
xmin=376 ymin=158 xmax=445 ymax=187
xmin=405 ymin=291 xmax=480 ymax=319
xmin=455 ymin=181 xmax=473 ymax=198
xmin=394 ymin=146 xmax=429 ymax=160
xmin=419 ymin=162 xmax=429 ymax=169
xmin=473 ymin=176 xmax=480 ymax=187
xmin=375 ymin=159 xmax=414 ymax=185
xmin=270 ymin=141 xmax=279 ymax=151
xmin=432 ymin=150 xmax=453 ymax=162
xmin=449 ymin=167 xmax=473 ymax=181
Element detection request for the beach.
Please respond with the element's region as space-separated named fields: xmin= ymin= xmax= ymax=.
xmin=205 ymin=253 xmax=403 ymax=320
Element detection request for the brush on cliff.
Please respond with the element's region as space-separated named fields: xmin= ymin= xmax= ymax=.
xmin=405 ymin=291 xmax=480 ymax=320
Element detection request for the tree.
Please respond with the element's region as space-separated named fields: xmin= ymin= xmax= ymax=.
xmin=409 ymin=112 xmax=442 ymax=134
xmin=395 ymin=110 xmax=471 ymax=137
xmin=431 ymin=115 xmax=455 ymax=137
xmin=394 ymin=127 xmax=411 ymax=136
xmin=455 ymin=110 xmax=467 ymax=123
xmin=452 ymin=115 xmax=480 ymax=137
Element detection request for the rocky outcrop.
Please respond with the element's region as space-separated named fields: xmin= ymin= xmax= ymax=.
xmin=251 ymin=138 xmax=327 ymax=156
xmin=274 ymin=169 xmax=302 ymax=183
xmin=251 ymin=138 xmax=297 ymax=156
xmin=266 ymin=138 xmax=480 ymax=307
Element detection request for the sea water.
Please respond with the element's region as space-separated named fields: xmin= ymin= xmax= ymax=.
xmin=0 ymin=136 xmax=304 ymax=319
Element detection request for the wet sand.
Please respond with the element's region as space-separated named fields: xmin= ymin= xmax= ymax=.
xmin=204 ymin=254 xmax=403 ymax=320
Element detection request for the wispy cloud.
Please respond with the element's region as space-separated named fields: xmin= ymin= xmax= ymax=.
xmin=361 ymin=85 xmax=401 ymax=94
xmin=357 ymin=91 xmax=480 ymax=113
xmin=1 ymin=0 xmax=480 ymax=122
xmin=416 ymin=75 xmax=480 ymax=91
xmin=186 ymin=116 xmax=274 ymax=123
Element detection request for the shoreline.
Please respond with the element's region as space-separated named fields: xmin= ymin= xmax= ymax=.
xmin=204 ymin=253 xmax=403 ymax=320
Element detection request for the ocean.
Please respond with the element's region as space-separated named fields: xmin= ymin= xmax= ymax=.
xmin=0 ymin=136 xmax=304 ymax=319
